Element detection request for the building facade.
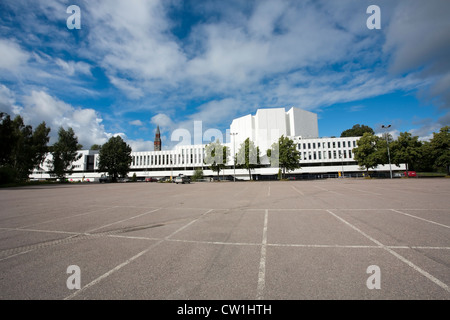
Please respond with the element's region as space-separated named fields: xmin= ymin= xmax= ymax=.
xmin=30 ymin=107 xmax=404 ymax=181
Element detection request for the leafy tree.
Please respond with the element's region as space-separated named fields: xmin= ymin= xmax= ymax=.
xmin=341 ymin=124 xmax=375 ymax=137
xmin=0 ymin=113 xmax=50 ymax=182
xmin=390 ymin=132 xmax=422 ymax=172
xmin=430 ymin=126 xmax=450 ymax=174
xmin=415 ymin=141 xmax=435 ymax=173
xmin=268 ymin=135 xmax=300 ymax=179
xmin=236 ymin=137 xmax=260 ymax=180
xmin=192 ymin=168 xmax=204 ymax=181
xmin=204 ymin=139 xmax=229 ymax=180
xmin=98 ymin=136 xmax=132 ymax=182
xmin=352 ymin=132 xmax=385 ymax=175
xmin=90 ymin=144 xmax=102 ymax=151
xmin=49 ymin=127 xmax=82 ymax=181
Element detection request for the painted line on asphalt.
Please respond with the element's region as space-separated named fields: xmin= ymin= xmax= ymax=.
xmin=64 ymin=208 xmax=213 ymax=300
xmin=314 ymin=185 xmax=344 ymax=195
xmin=85 ymin=208 xmax=162 ymax=233
xmin=256 ymin=209 xmax=268 ymax=300
xmin=326 ymin=209 xmax=450 ymax=294
xmin=291 ymin=186 xmax=304 ymax=196
xmin=389 ymin=209 xmax=450 ymax=229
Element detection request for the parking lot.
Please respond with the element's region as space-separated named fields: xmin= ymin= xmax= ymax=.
xmin=0 ymin=178 xmax=449 ymax=300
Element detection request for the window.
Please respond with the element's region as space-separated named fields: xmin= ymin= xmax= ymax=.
xmin=333 ymin=142 xmax=336 ymax=148
xmin=337 ymin=142 xmax=340 ymax=148
xmin=318 ymin=151 xmax=322 ymax=160
xmin=328 ymin=142 xmax=331 ymax=148
xmin=343 ymin=141 xmax=346 ymax=148
xmin=313 ymin=143 xmax=316 ymax=149
xmin=308 ymin=143 xmax=311 ymax=149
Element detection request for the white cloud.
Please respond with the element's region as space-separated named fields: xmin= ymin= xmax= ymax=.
xmin=20 ymin=90 xmax=112 ymax=148
xmin=109 ymin=76 xmax=144 ymax=100
xmin=0 ymin=38 xmax=29 ymax=72
xmin=151 ymin=113 xmax=174 ymax=129
xmin=0 ymin=84 xmax=22 ymax=115
xmin=129 ymin=119 xmax=143 ymax=126
xmin=55 ymin=59 xmax=92 ymax=76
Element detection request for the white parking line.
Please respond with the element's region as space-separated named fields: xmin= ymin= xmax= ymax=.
xmin=64 ymin=208 xmax=213 ymax=300
xmin=389 ymin=209 xmax=450 ymax=229
xmin=326 ymin=209 xmax=450 ymax=294
xmin=314 ymin=185 xmax=343 ymax=195
xmin=85 ymin=208 xmax=162 ymax=233
xmin=291 ymin=186 xmax=304 ymax=196
xmin=256 ymin=209 xmax=268 ymax=300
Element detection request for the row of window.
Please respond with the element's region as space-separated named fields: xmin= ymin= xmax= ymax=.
xmin=298 ymin=140 xmax=357 ymax=150
xmin=300 ymin=149 xmax=353 ymax=161
xmin=132 ymin=150 xmax=205 ymax=167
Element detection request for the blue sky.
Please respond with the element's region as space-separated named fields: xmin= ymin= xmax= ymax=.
xmin=0 ymin=0 xmax=449 ymax=151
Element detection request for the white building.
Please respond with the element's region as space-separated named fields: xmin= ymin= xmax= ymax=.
xmin=31 ymin=107 xmax=404 ymax=181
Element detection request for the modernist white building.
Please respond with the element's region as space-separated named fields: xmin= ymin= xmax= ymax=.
xmin=31 ymin=107 xmax=403 ymax=181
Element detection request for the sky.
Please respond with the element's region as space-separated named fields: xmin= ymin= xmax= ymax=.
xmin=0 ymin=0 xmax=449 ymax=151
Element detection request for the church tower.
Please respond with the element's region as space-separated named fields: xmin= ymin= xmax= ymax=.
xmin=154 ymin=125 xmax=161 ymax=151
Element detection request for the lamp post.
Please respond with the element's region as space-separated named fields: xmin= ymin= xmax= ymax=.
xmin=339 ymin=151 xmax=344 ymax=178
xmin=381 ymin=125 xmax=393 ymax=179
xmin=230 ymin=132 xmax=238 ymax=182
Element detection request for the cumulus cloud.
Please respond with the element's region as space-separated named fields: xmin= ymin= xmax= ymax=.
xmin=55 ymin=59 xmax=92 ymax=76
xmin=0 ymin=38 xmax=29 ymax=72
xmin=129 ymin=119 xmax=143 ymax=126
xmin=19 ymin=90 xmax=111 ymax=148
xmin=384 ymin=0 xmax=450 ymax=107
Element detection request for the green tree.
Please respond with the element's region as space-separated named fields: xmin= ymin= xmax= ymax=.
xmin=49 ymin=127 xmax=82 ymax=181
xmin=192 ymin=168 xmax=204 ymax=182
xmin=430 ymin=126 xmax=450 ymax=174
xmin=0 ymin=113 xmax=50 ymax=182
xmin=268 ymin=135 xmax=300 ymax=179
xmin=204 ymin=139 xmax=229 ymax=180
xmin=98 ymin=136 xmax=132 ymax=182
xmin=236 ymin=137 xmax=260 ymax=180
xmin=390 ymin=132 xmax=422 ymax=172
xmin=352 ymin=132 xmax=385 ymax=175
xmin=341 ymin=124 xmax=375 ymax=137
xmin=90 ymin=144 xmax=102 ymax=151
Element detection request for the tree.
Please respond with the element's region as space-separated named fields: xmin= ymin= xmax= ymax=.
xmin=390 ymin=132 xmax=422 ymax=172
xmin=98 ymin=136 xmax=132 ymax=182
xmin=192 ymin=168 xmax=204 ymax=182
xmin=204 ymin=139 xmax=229 ymax=180
xmin=268 ymin=135 xmax=300 ymax=179
xmin=430 ymin=126 xmax=450 ymax=174
xmin=352 ymin=132 xmax=385 ymax=175
xmin=236 ymin=137 xmax=260 ymax=180
xmin=341 ymin=124 xmax=375 ymax=137
xmin=49 ymin=127 xmax=82 ymax=181
xmin=0 ymin=113 xmax=50 ymax=182
xmin=90 ymin=144 xmax=102 ymax=151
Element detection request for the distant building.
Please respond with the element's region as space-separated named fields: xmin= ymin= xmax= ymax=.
xmin=154 ymin=125 xmax=161 ymax=151
xmin=30 ymin=107 xmax=405 ymax=181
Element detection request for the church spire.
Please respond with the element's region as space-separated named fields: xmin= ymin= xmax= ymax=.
xmin=154 ymin=125 xmax=161 ymax=151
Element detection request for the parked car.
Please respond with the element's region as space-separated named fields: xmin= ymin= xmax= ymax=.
xmin=99 ymin=175 xmax=111 ymax=183
xmin=404 ymin=171 xmax=417 ymax=177
xmin=175 ymin=175 xmax=190 ymax=184
xmin=145 ymin=177 xmax=157 ymax=182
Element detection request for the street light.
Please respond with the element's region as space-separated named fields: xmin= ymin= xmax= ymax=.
xmin=230 ymin=132 xmax=238 ymax=182
xmin=339 ymin=151 xmax=344 ymax=178
xmin=381 ymin=125 xmax=393 ymax=179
